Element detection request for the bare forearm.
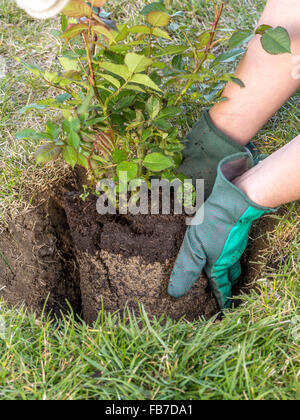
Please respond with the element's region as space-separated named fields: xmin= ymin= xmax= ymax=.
xmin=210 ymin=0 xmax=300 ymax=145
xmin=234 ymin=134 xmax=300 ymax=207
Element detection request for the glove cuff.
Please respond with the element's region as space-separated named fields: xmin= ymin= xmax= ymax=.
xmin=179 ymin=111 xmax=246 ymax=198
xmin=214 ymin=152 xmax=279 ymax=214
xmin=183 ymin=110 xmax=245 ymax=156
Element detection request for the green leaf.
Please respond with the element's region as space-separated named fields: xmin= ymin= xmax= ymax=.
xmin=156 ymin=106 xmax=180 ymax=119
xmin=59 ymin=57 xmax=80 ymax=71
xmin=92 ymin=25 xmax=115 ymax=42
xmin=146 ymin=11 xmax=171 ymax=27
xmin=36 ymin=144 xmax=61 ymax=164
xmin=213 ymin=48 xmax=244 ymax=65
xmin=146 ymin=96 xmax=161 ymax=119
xmin=229 ymin=76 xmax=245 ymax=88
xmin=151 ymin=28 xmax=171 ymax=40
xmin=116 ymin=161 xmax=138 ymax=181
xmin=99 ymin=62 xmax=130 ymax=80
xmin=260 ymin=26 xmax=291 ymax=55
xmin=112 ymin=149 xmax=128 ymax=163
xmin=98 ymin=73 xmax=120 ymax=89
xmin=125 ymin=53 xmax=153 ymax=73
xmin=129 ymin=25 xmax=151 ymax=35
xmin=152 ymin=61 xmax=166 ymax=70
xmin=77 ymin=87 xmax=95 ymax=115
xmin=130 ymin=74 xmax=161 ymax=91
xmin=77 ymin=154 xmax=89 ymax=170
xmin=91 ymin=154 xmax=108 ymax=164
xmin=62 ymin=0 xmax=92 ymax=18
xmin=62 ymin=24 xmax=88 ymax=41
xmin=172 ymin=55 xmax=184 ymax=70
xmin=68 ymin=131 xmax=80 ymax=149
xmin=166 ymin=143 xmax=184 ymax=152
xmin=62 ymin=145 xmax=78 ymax=168
xmin=142 ymin=127 xmax=152 ymax=142
xmin=64 ymin=70 xmax=81 ymax=81
xmin=62 ymin=119 xmax=71 ymax=133
xmin=114 ymin=24 xmax=129 ymax=42
xmin=69 ymin=117 xmax=81 ymax=132
xmin=114 ymin=95 xmax=135 ymax=111
xmin=44 ymin=71 xmax=59 ymax=83
xmin=19 ymin=103 xmax=47 ymax=114
xmin=16 ymin=129 xmax=51 ymax=141
xmin=155 ymin=45 xmax=189 ymax=57
xmin=198 ymin=31 xmax=211 ymax=48
xmin=153 ymin=119 xmax=171 ymax=131
xmin=46 ymin=121 xmax=60 ymax=139
xmin=229 ymin=30 xmax=253 ymax=48
xmin=124 ymin=84 xmax=146 ymax=93
xmin=143 ymin=153 xmax=174 ymax=172
xmin=16 ymin=58 xmax=42 ymax=77
xmin=86 ymin=116 xmax=106 ymax=127
xmin=55 ymin=93 xmax=71 ymax=103
xmin=141 ymin=3 xmax=167 ymax=15
xmin=255 ymin=24 xmax=272 ymax=36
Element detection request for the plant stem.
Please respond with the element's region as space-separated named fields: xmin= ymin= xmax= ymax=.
xmin=148 ymin=32 xmax=152 ymax=58
xmin=175 ymin=1 xmax=224 ymax=105
xmin=103 ymin=78 xmax=130 ymax=119
xmin=82 ymin=23 xmax=104 ymax=107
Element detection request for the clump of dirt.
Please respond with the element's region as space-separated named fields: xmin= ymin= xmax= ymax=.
xmin=63 ymin=192 xmax=218 ymax=324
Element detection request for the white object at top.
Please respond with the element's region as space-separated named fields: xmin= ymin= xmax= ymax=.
xmin=16 ymin=0 xmax=70 ymax=18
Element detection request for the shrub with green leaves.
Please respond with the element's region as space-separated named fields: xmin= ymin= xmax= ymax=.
xmin=16 ymin=0 xmax=291 ymax=201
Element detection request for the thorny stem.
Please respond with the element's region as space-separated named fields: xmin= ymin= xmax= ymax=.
xmin=175 ymin=1 xmax=225 ymax=105
xmin=148 ymin=32 xmax=153 ymax=57
xmin=82 ymin=16 xmax=104 ymax=107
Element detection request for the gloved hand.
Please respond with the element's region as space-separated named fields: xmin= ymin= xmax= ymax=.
xmin=169 ymin=152 xmax=278 ymax=309
xmin=178 ymin=110 xmax=267 ymax=200
xmin=16 ymin=0 xmax=69 ymax=18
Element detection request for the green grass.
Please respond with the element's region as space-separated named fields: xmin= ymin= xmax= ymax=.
xmin=0 ymin=0 xmax=299 ymax=400
xmin=0 ymin=280 xmax=299 ymax=400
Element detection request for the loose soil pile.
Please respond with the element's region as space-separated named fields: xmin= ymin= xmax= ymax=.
xmin=0 ymin=174 xmax=279 ymax=324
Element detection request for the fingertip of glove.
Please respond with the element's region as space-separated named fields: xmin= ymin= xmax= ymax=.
xmin=168 ymin=278 xmax=188 ymax=299
xmin=167 ymin=283 xmax=181 ymax=299
xmin=168 ymin=278 xmax=185 ymax=299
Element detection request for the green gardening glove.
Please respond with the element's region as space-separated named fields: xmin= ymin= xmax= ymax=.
xmin=169 ymin=152 xmax=278 ymax=309
xmin=178 ymin=110 xmax=267 ymax=200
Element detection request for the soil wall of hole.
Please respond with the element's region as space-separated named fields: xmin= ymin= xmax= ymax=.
xmin=0 ymin=198 xmax=82 ymax=317
xmin=0 ymin=181 xmax=279 ymax=324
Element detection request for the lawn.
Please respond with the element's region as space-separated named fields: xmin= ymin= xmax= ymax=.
xmin=0 ymin=0 xmax=299 ymax=400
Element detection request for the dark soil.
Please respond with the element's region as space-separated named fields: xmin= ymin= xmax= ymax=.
xmin=63 ymin=192 xmax=218 ymax=323
xmin=0 ymin=198 xmax=81 ymax=317
xmin=0 ymin=176 xmax=280 ymax=324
